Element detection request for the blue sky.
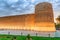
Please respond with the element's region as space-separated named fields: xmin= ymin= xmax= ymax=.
xmin=0 ymin=0 xmax=60 ymax=21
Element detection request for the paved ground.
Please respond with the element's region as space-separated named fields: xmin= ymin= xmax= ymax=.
xmin=0 ymin=30 xmax=59 ymax=37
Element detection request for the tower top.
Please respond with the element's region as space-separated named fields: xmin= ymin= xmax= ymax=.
xmin=36 ymin=2 xmax=52 ymax=6
xmin=35 ymin=2 xmax=54 ymax=22
xmin=35 ymin=2 xmax=53 ymax=13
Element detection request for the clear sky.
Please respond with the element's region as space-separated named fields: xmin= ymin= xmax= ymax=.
xmin=0 ymin=0 xmax=60 ymax=22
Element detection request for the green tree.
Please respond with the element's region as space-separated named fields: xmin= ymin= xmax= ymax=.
xmin=26 ymin=34 xmax=32 ymax=40
xmin=56 ymin=24 xmax=60 ymax=30
xmin=56 ymin=15 xmax=60 ymax=30
xmin=56 ymin=15 xmax=60 ymax=24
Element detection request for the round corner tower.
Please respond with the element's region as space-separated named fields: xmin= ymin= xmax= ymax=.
xmin=35 ymin=2 xmax=54 ymax=22
xmin=35 ymin=2 xmax=56 ymax=32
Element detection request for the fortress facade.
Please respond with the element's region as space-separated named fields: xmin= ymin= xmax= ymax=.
xmin=0 ymin=2 xmax=56 ymax=33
